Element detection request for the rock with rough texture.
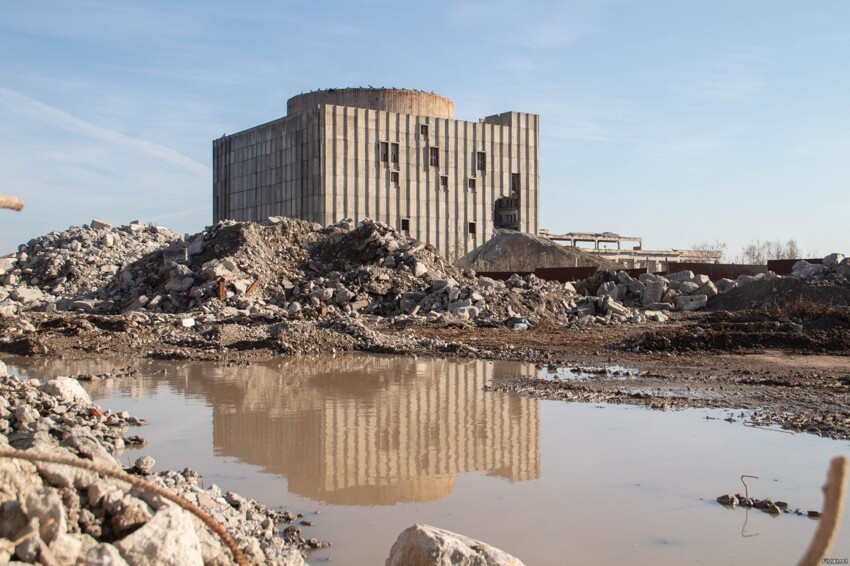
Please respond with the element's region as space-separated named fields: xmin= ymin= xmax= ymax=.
xmin=25 ymin=488 xmax=67 ymax=544
xmin=676 ymin=294 xmax=708 ymax=311
xmin=115 ymin=505 xmax=203 ymax=566
xmin=791 ymin=261 xmax=829 ymax=279
xmin=641 ymin=280 xmax=666 ymax=306
xmin=823 ymin=253 xmax=845 ymax=269
xmin=86 ymin=543 xmax=130 ymax=565
xmin=39 ymin=376 xmax=91 ymax=405
xmin=386 ymin=524 xmax=525 ymax=566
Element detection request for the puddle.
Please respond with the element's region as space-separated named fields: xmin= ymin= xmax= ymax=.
xmin=7 ymin=354 xmax=850 ymax=565
xmin=537 ymin=364 xmax=638 ymax=381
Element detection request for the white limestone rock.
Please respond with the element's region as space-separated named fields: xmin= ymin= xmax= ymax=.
xmin=386 ymin=524 xmax=526 ymax=566
xmin=115 ymin=505 xmax=203 ymax=566
xmin=39 ymin=376 xmax=91 ymax=405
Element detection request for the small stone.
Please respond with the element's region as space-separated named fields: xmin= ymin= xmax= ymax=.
xmin=134 ymin=455 xmax=155 ymax=475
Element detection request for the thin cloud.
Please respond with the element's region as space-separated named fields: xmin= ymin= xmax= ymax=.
xmin=0 ymin=87 xmax=209 ymax=176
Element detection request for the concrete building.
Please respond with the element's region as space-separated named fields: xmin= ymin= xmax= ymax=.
xmin=213 ymin=88 xmax=539 ymax=260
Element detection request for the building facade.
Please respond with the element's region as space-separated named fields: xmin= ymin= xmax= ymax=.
xmin=213 ymin=88 xmax=539 ymax=260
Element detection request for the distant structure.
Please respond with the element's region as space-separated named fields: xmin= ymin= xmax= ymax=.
xmin=213 ymin=88 xmax=539 ymax=260
xmin=539 ymin=229 xmax=722 ymax=271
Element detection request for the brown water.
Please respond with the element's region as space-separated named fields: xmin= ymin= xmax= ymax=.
xmin=8 ymin=354 xmax=850 ymax=565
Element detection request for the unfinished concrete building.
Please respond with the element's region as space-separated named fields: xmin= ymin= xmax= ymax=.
xmin=213 ymin=88 xmax=539 ymax=260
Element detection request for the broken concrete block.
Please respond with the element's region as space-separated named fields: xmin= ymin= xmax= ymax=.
xmin=386 ymin=524 xmax=526 ymax=566
xmin=792 ymin=261 xmax=829 ymax=279
xmin=667 ymin=270 xmax=694 ymax=282
xmin=678 ymin=281 xmax=700 ymax=295
xmin=690 ymin=274 xmax=711 ymax=286
xmin=628 ymin=279 xmax=645 ymax=296
xmin=641 ymin=280 xmax=666 ymax=306
xmin=432 ymin=278 xmax=457 ymax=290
xmin=575 ymin=300 xmax=596 ymax=317
xmin=448 ymin=299 xmax=472 ymax=315
xmin=11 ymin=287 xmax=44 ymax=305
xmin=647 ymin=302 xmax=672 ymax=311
xmin=455 ymin=306 xmax=479 ymax=319
xmin=413 ymin=262 xmax=428 ymax=278
xmin=661 ymin=288 xmax=680 ymax=303
xmin=645 ymin=310 xmax=669 ymax=323
xmin=695 ymin=281 xmax=718 ymax=298
xmin=716 ymin=278 xmax=736 ymax=293
xmin=0 ymin=257 xmax=16 ymax=276
xmin=90 ymin=219 xmax=112 ymax=231
xmin=602 ymin=296 xmax=629 ymax=316
xmin=596 ymin=281 xmax=618 ymax=299
xmin=823 ymin=253 xmax=844 ymax=269
xmin=676 ymin=294 xmax=707 ymax=311
xmin=617 ymin=271 xmax=633 ymax=284
xmin=70 ymin=300 xmax=99 ymax=312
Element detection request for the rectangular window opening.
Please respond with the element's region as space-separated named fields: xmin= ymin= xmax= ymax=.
xmin=390 ymin=143 xmax=399 ymax=166
xmin=511 ymin=173 xmax=520 ymax=192
xmin=440 ymin=175 xmax=448 ymax=190
xmin=390 ymin=171 xmax=399 ymax=187
xmin=476 ymin=151 xmax=486 ymax=171
xmin=401 ymin=218 xmax=410 ymax=232
xmin=468 ymin=222 xmax=477 ymax=235
xmin=379 ymin=142 xmax=388 ymax=163
xmin=467 ymin=178 xmax=476 ymax=190
xmin=420 ymin=124 xmax=428 ymax=137
xmin=430 ymin=147 xmax=440 ymax=167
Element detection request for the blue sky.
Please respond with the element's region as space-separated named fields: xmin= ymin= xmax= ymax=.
xmin=1 ymin=1 xmax=848 ymax=258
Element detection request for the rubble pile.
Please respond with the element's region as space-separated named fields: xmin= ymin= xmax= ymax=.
xmin=0 ymin=365 xmax=315 ymax=565
xmin=1 ymin=217 xmax=848 ymax=332
xmin=708 ymin=253 xmax=850 ymax=311
xmin=0 ymin=220 xmax=179 ymax=317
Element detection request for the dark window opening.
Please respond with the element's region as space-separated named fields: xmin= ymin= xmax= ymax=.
xmin=401 ymin=218 xmax=410 ymax=232
xmin=420 ymin=124 xmax=428 ymax=137
xmin=468 ymin=222 xmax=477 ymax=235
xmin=511 ymin=173 xmax=520 ymax=192
xmin=494 ymin=195 xmax=520 ymax=230
xmin=430 ymin=147 xmax=440 ymax=167
xmin=379 ymin=142 xmax=388 ymax=163
xmin=440 ymin=175 xmax=448 ymax=189
xmin=467 ymin=178 xmax=476 ymax=190
xmin=390 ymin=171 xmax=399 ymax=187
xmin=477 ymin=152 xmax=486 ymax=171
xmin=390 ymin=143 xmax=399 ymax=165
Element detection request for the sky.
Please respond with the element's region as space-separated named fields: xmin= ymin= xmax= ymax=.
xmin=1 ymin=0 xmax=848 ymax=258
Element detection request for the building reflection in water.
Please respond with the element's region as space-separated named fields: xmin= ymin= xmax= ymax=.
xmin=12 ymin=355 xmax=541 ymax=506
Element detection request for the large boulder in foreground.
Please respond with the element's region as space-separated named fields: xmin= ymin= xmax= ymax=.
xmin=455 ymin=230 xmax=619 ymax=273
xmin=386 ymin=524 xmax=525 ymax=566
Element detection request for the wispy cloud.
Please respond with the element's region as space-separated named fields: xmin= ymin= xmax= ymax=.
xmin=0 ymin=87 xmax=209 ymax=175
xmin=670 ymin=51 xmax=766 ymax=103
xmin=444 ymin=0 xmax=610 ymax=49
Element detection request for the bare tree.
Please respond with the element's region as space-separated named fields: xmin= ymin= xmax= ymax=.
xmin=691 ymin=240 xmax=727 ymax=262
xmin=734 ymin=239 xmax=801 ymax=264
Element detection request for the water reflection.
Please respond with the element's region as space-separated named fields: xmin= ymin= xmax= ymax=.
xmin=13 ymin=355 xmax=540 ymax=505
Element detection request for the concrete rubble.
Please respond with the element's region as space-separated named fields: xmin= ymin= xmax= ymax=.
xmin=0 ymin=217 xmax=847 ymax=336
xmin=0 ymin=367 xmax=321 ymax=565
xmin=386 ymin=523 xmax=525 ymax=566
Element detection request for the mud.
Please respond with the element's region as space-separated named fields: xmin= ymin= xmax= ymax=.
xmin=2 ymin=305 xmax=848 ymax=440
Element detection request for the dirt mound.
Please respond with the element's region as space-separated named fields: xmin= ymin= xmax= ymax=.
xmin=620 ymin=308 xmax=850 ymax=354
xmin=455 ymin=230 xmax=619 ymax=272
xmin=707 ymin=275 xmax=850 ymax=311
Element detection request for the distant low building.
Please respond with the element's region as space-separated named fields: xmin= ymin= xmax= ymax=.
xmin=213 ymin=88 xmax=539 ymax=261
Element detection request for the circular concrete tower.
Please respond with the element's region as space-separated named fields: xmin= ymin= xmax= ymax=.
xmin=287 ymin=88 xmax=454 ymax=119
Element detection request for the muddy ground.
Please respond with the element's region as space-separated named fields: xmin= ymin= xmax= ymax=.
xmin=2 ymin=304 xmax=849 ymax=441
